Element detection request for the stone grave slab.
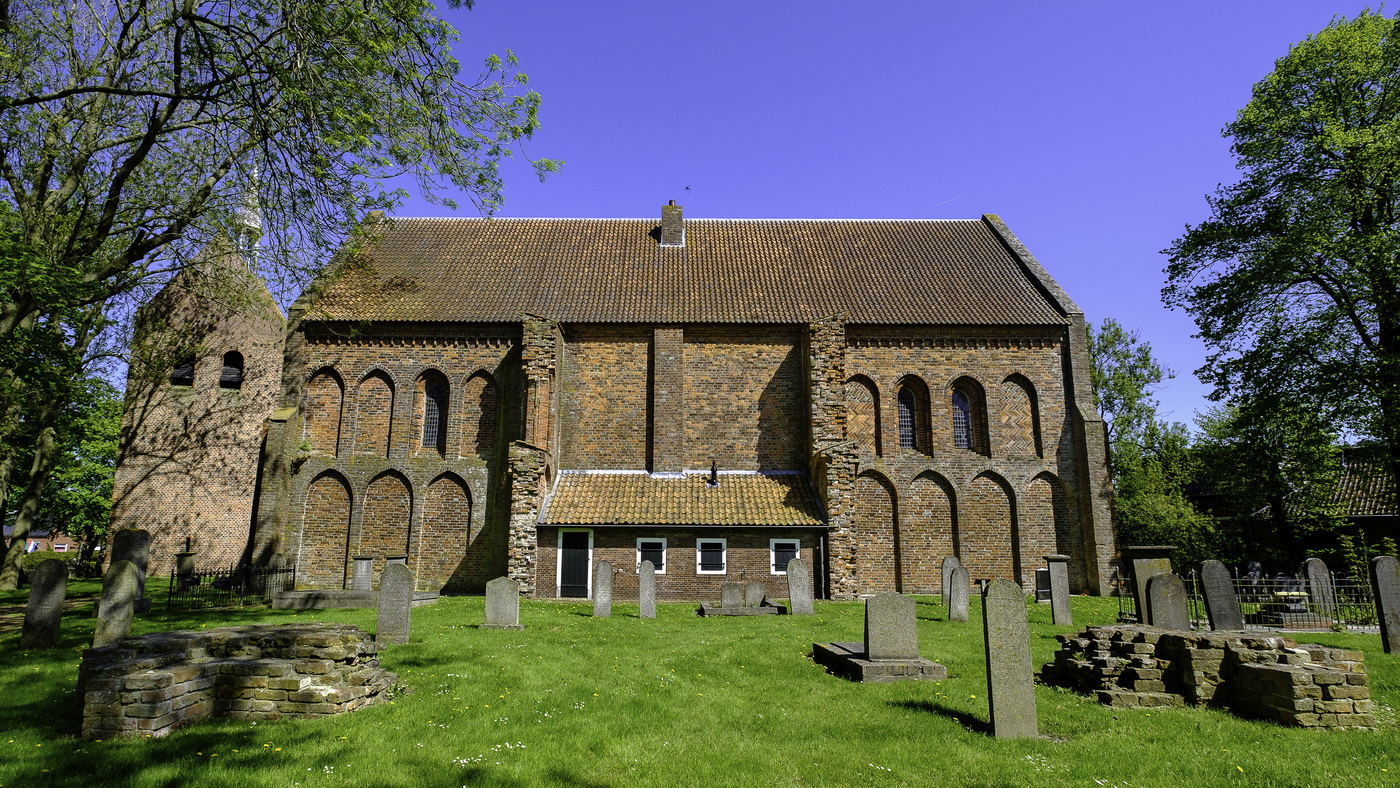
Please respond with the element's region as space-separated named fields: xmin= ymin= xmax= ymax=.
xmin=639 ymin=560 xmax=656 ymax=619
xmin=376 ymin=563 xmax=413 ymax=644
xmin=94 ymin=560 xmax=139 ymax=649
xmin=787 ymin=558 xmax=814 ymax=615
xmin=983 ymin=578 xmax=1038 ymax=739
xmin=813 ymin=591 xmax=945 ymax=683
xmin=1200 ymin=559 xmax=1245 ymax=631
xmin=20 ymin=558 xmax=68 ymax=649
xmin=949 ymin=566 xmax=970 ymax=623
xmin=699 ymin=580 xmax=784 ymax=615
xmin=941 ymin=555 xmax=962 ymax=603
xmin=1146 ymin=573 xmax=1190 ymax=631
xmin=1045 ymin=555 xmax=1072 ymax=626
xmin=1372 ymin=555 xmax=1400 ymax=654
xmin=484 ymin=576 xmax=524 ymax=630
xmin=593 ymin=561 xmax=613 ymax=617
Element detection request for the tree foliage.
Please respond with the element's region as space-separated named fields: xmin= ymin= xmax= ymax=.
xmin=1165 ymin=10 xmax=1400 ymax=517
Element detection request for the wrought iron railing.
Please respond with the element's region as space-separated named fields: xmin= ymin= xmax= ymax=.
xmin=165 ymin=561 xmax=295 ymax=610
xmin=1116 ymin=565 xmax=1379 ymax=632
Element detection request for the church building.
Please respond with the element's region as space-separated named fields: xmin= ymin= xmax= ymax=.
xmin=111 ymin=204 xmax=1116 ymax=600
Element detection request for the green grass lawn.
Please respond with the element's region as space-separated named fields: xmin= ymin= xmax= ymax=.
xmin=0 ymin=591 xmax=1395 ymax=788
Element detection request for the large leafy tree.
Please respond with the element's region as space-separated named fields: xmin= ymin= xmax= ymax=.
xmin=0 ymin=0 xmax=555 ymax=587
xmin=1165 ymin=10 xmax=1400 ymax=516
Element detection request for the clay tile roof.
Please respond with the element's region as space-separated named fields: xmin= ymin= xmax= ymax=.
xmin=311 ymin=217 xmax=1068 ymax=325
xmin=542 ymin=471 xmax=825 ymax=527
xmin=1334 ymin=461 xmax=1396 ymax=517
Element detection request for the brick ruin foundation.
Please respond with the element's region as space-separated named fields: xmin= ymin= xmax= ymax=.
xmin=78 ymin=623 xmax=396 ymax=740
xmin=1041 ymin=625 xmax=1374 ymax=729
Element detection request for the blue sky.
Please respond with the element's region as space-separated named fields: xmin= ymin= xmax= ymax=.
xmin=394 ymin=1 xmax=1383 ymax=427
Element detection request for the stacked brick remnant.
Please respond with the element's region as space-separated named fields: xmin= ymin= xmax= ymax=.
xmin=78 ymin=623 xmax=395 ymax=740
xmin=1041 ymin=625 xmax=1373 ymax=729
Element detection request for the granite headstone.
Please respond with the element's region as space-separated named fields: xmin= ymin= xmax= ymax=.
xmin=982 ymin=578 xmax=1038 ymax=739
xmin=948 ymin=566 xmax=970 ymax=623
xmin=593 ymin=560 xmax=613 ymax=618
xmin=787 ymin=558 xmax=814 ymax=615
xmin=351 ymin=556 xmax=374 ymax=591
xmin=376 ymin=562 xmax=413 ymax=644
xmin=1146 ymin=573 xmax=1190 ymax=631
xmin=1044 ymin=554 xmax=1072 ymax=626
xmin=1371 ymin=555 xmax=1400 ymax=654
xmin=19 ymin=558 xmax=68 ymax=649
xmin=864 ymin=592 xmax=918 ymax=661
xmin=1304 ymin=557 xmax=1337 ymax=617
xmin=1200 ymin=559 xmax=1245 ymax=631
xmin=941 ymin=555 xmax=962 ymax=603
xmin=484 ymin=576 xmax=523 ymax=630
xmin=110 ymin=529 xmax=151 ymax=613
xmin=721 ymin=581 xmax=743 ymax=609
xmin=744 ymin=582 xmax=765 ymax=608
xmin=93 ymin=560 xmax=139 ymax=648
xmin=1123 ymin=545 xmax=1175 ymax=624
xmin=638 ymin=560 xmax=656 ymax=619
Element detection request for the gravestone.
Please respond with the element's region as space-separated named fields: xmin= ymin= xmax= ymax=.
xmin=110 ymin=529 xmax=151 ymax=613
xmin=982 ymin=578 xmax=1038 ymax=739
xmin=941 ymin=555 xmax=962 ymax=603
xmin=376 ymin=563 xmax=413 ymax=645
xmin=19 ymin=558 xmax=68 ymax=649
xmin=1044 ymin=555 xmax=1072 ymax=626
xmin=1200 ymin=559 xmax=1245 ymax=631
xmin=639 ymin=560 xmax=657 ymax=619
xmin=351 ymin=556 xmax=374 ymax=591
xmin=744 ymin=582 xmax=765 ymax=608
xmin=1303 ymin=557 xmax=1337 ymax=617
xmin=483 ymin=576 xmax=523 ymax=630
xmin=174 ymin=551 xmax=197 ymax=590
xmin=593 ymin=560 xmax=613 ymax=618
xmin=1123 ymin=545 xmax=1175 ymax=624
xmin=1372 ymin=555 xmax=1400 ymax=654
xmin=787 ymin=558 xmax=814 ymax=615
xmin=93 ymin=560 xmax=139 ymax=648
xmin=720 ymin=582 xmax=743 ymax=609
xmin=1146 ymin=573 xmax=1190 ymax=631
xmin=864 ymin=592 xmax=918 ymax=661
xmin=948 ymin=566 xmax=970 ymax=623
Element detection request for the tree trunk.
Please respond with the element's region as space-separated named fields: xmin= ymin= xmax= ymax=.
xmin=0 ymin=424 xmax=56 ymax=590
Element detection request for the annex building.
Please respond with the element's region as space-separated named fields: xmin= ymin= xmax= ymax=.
xmin=111 ymin=204 xmax=1116 ymax=600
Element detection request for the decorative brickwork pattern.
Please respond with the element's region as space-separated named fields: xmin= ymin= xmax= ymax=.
xmin=998 ymin=375 xmax=1040 ymax=457
xmin=78 ymin=624 xmax=394 ymax=740
xmin=844 ymin=376 xmax=880 ymax=456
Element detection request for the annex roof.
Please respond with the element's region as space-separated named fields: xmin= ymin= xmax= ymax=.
xmin=1334 ymin=461 xmax=1396 ymax=517
xmin=310 ymin=216 xmax=1070 ymax=325
xmin=541 ymin=471 xmax=825 ymax=527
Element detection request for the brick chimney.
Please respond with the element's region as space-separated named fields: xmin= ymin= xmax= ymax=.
xmin=660 ymin=201 xmax=684 ymax=247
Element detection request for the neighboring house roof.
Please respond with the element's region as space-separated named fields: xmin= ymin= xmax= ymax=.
xmin=542 ymin=471 xmax=825 ymax=527
xmin=311 ymin=217 xmax=1069 ymax=325
xmin=1334 ymin=461 xmax=1397 ymax=517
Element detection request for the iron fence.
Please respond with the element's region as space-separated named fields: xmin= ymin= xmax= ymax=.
xmin=1116 ymin=564 xmax=1378 ymax=632
xmin=166 ymin=561 xmax=295 ymax=610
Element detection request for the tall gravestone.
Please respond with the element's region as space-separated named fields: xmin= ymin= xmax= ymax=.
xmin=941 ymin=555 xmax=962 ymax=603
xmin=720 ymin=582 xmax=743 ymax=609
xmin=484 ymin=576 xmax=523 ymax=630
xmin=1303 ymin=557 xmax=1337 ymax=617
xmin=787 ymin=558 xmax=814 ymax=615
xmin=864 ymin=592 xmax=918 ymax=661
xmin=110 ymin=529 xmax=151 ymax=613
xmin=948 ymin=566 xmax=970 ymax=623
xmin=1200 ymin=559 xmax=1245 ymax=631
xmin=593 ymin=561 xmax=613 ymax=617
xmin=351 ymin=556 xmax=374 ymax=591
xmin=982 ymin=579 xmax=1038 ymax=739
xmin=1372 ymin=555 xmax=1400 ymax=654
xmin=1123 ymin=545 xmax=1175 ymax=624
xmin=376 ymin=562 xmax=413 ymax=645
xmin=1044 ymin=555 xmax=1072 ymax=626
xmin=20 ymin=558 xmax=68 ymax=649
xmin=638 ymin=560 xmax=657 ymax=619
xmin=1146 ymin=573 xmax=1190 ymax=631
xmin=93 ymin=560 xmax=139 ymax=648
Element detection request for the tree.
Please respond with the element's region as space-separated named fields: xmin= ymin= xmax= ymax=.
xmin=1194 ymin=395 xmax=1346 ymax=566
xmin=1165 ymin=10 xmax=1400 ymax=519
xmin=1087 ymin=319 xmax=1220 ymax=567
xmin=0 ymin=0 xmax=556 ymax=587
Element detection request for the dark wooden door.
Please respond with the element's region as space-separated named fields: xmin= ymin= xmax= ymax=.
xmin=560 ymin=531 xmax=590 ymax=597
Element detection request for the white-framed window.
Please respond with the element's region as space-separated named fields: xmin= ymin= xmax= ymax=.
xmin=696 ymin=538 xmax=727 ymax=574
xmin=770 ymin=539 xmax=800 ymax=575
xmin=53 ymin=543 xmax=68 ymax=552
xmin=636 ymin=538 xmax=666 ymax=574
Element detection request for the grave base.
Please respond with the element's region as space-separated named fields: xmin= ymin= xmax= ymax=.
xmin=698 ymin=602 xmax=786 ymax=616
xmin=272 ymin=590 xmax=439 ymax=610
xmin=813 ymin=641 xmax=947 ymax=683
xmin=481 ymin=623 xmax=524 ymax=630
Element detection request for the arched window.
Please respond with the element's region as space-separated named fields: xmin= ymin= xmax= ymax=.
xmin=897 ymin=388 xmax=917 ymax=449
xmin=952 ymin=390 xmax=972 ymax=449
xmin=219 ymin=351 xmax=244 ymax=389
xmin=422 ymin=379 xmax=447 ymax=450
xmin=170 ymin=354 xmax=195 ymax=387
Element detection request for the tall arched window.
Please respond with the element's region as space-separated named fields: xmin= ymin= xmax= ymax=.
xmin=422 ymin=379 xmax=447 ymax=450
xmin=952 ymin=390 xmax=972 ymax=449
xmin=898 ymin=388 xmax=917 ymax=449
xmin=219 ymin=351 xmax=244 ymax=389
